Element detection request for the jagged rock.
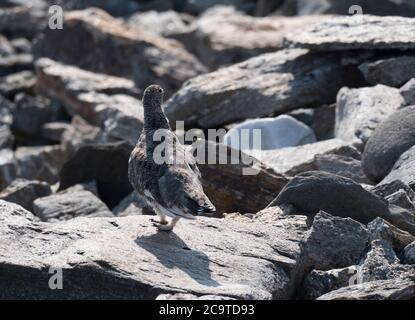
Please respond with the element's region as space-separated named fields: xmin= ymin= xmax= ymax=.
xmin=403 ymin=242 xmax=415 ymax=264
xmin=0 ymin=94 xmax=13 ymax=126
xmin=0 ymin=199 xmax=308 ymax=299
xmin=0 ymin=70 xmax=35 ymax=99
xmin=0 ymin=149 xmax=17 ymax=190
xmin=36 ymin=59 xmax=144 ymax=145
xmin=256 ymin=139 xmax=360 ymax=176
xmin=317 ymin=278 xmax=415 ymax=300
xmin=0 ymin=124 xmax=13 ymax=149
xmin=127 ymin=10 xmax=190 ymax=38
xmin=35 ymin=58 xmax=141 ymax=112
xmin=303 ymin=266 xmax=357 ymax=300
xmin=12 ymin=93 xmax=60 ymax=136
xmin=33 ymin=8 xmax=206 ymax=95
xmin=33 ymin=190 xmax=113 ymax=222
xmin=283 ymin=15 xmax=415 ymax=51
xmin=59 ymin=142 xmax=133 ymax=209
xmin=335 ymin=85 xmax=404 ymax=147
xmin=182 ymin=6 xmax=324 ymax=68
xmin=380 ymin=145 xmax=415 ymax=188
xmin=311 ymin=104 xmax=336 ymax=140
xmin=360 ymin=240 xmax=414 ymax=282
xmin=112 ymin=192 xmax=148 ymax=217
xmin=270 ymin=171 xmax=390 ymax=224
xmin=0 ymin=178 xmax=51 ymax=211
xmin=41 ymin=122 xmax=70 ymax=142
xmin=61 ymin=116 xmax=109 ymax=157
xmin=60 ymin=180 xmax=99 ymax=197
xmin=302 ymin=211 xmax=369 ymax=271
xmin=385 ymin=190 xmax=415 ymax=213
xmin=165 ymin=48 xmax=364 ymax=128
xmin=223 ymin=115 xmax=316 ymax=151
xmin=0 ymin=53 xmax=33 ymax=77
xmin=15 ymin=145 xmax=65 ymax=185
xmin=368 ymin=218 xmax=415 ymax=252
xmin=312 ymin=154 xmax=370 ymax=184
xmin=190 ymin=141 xmax=288 ymax=214
xmin=0 ymin=4 xmax=46 ymax=38
xmin=400 ymin=78 xmax=415 ymax=105
xmin=359 ymin=55 xmax=415 ymax=87
xmin=295 ymin=0 xmax=415 ymax=16
xmin=371 ymin=180 xmax=415 ymax=201
xmin=363 ymin=106 xmax=415 ymax=182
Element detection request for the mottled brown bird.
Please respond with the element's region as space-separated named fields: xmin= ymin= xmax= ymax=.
xmin=128 ymin=85 xmax=215 ymax=231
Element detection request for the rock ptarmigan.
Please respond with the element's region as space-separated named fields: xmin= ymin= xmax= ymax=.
xmin=128 ymin=85 xmax=215 ymax=231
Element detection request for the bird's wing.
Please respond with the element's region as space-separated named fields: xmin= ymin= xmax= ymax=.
xmin=158 ymin=164 xmax=215 ymax=217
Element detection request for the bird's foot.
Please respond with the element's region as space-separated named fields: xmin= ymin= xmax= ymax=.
xmin=152 ymin=217 xmax=180 ymax=232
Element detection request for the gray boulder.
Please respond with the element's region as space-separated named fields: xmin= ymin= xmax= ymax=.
xmin=302 ymin=211 xmax=369 ymax=270
xmin=0 ymin=178 xmax=51 ymax=211
xmin=270 ymin=171 xmax=390 ymax=224
xmin=380 ymin=145 xmax=415 ymax=188
xmin=283 ymin=15 xmax=415 ymax=51
xmin=41 ymin=122 xmax=70 ymax=143
xmin=0 ymin=124 xmax=13 ymax=149
xmin=359 ymin=56 xmax=415 ymax=87
xmin=250 ymin=139 xmax=361 ymax=176
xmin=33 ymin=190 xmax=113 ymax=222
xmin=362 ymin=106 xmax=415 ymax=183
xmin=0 ymin=53 xmax=33 ymax=77
xmin=112 ymin=192 xmax=147 ymax=217
xmin=33 ymin=8 xmax=206 ymax=96
xmin=165 ymin=48 xmax=364 ymax=128
xmin=0 ymin=149 xmax=17 ymax=190
xmin=0 ymin=200 xmax=308 ymax=299
xmin=368 ymin=217 xmax=415 ymax=252
xmin=335 ymin=85 xmax=404 ymax=147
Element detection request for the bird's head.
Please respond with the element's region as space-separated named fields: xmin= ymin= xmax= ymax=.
xmin=143 ymin=85 xmax=164 ymax=109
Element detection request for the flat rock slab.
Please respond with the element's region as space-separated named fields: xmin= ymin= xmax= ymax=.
xmin=283 ymin=15 xmax=415 ymax=52
xmin=0 ymin=201 xmax=308 ymax=299
xmin=165 ymin=48 xmax=364 ymax=128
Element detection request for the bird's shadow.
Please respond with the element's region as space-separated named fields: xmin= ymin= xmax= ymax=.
xmin=135 ymin=231 xmax=220 ymax=287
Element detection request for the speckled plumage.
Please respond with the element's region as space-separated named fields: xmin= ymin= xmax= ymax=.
xmin=128 ymin=85 xmax=215 ymax=231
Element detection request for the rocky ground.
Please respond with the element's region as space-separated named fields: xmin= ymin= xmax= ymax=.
xmin=1 ymin=0 xmax=415 ymax=300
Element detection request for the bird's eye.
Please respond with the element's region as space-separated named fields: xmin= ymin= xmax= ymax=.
xmin=158 ymin=88 xmax=163 ymax=93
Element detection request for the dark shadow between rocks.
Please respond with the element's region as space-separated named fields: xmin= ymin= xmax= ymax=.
xmin=135 ymin=232 xmax=220 ymax=287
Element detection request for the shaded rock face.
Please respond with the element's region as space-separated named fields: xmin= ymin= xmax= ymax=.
xmin=0 ymin=178 xmax=51 ymax=212
xmin=33 ymin=190 xmax=113 ymax=222
xmin=335 ymin=85 xmax=404 ymax=147
xmin=403 ymin=242 xmax=415 ymax=264
xmin=165 ymin=48 xmax=365 ymax=128
xmin=302 ymin=211 xmax=369 ymax=271
xmin=363 ymin=106 xmax=415 ymax=183
xmin=283 ymin=15 xmax=415 ymax=51
xmin=0 ymin=70 xmax=36 ymax=99
xmin=33 ymin=8 xmax=207 ymax=96
xmin=0 ymin=149 xmax=16 ymax=190
xmin=112 ymin=192 xmax=147 ymax=217
xmin=191 ymin=141 xmax=288 ymax=214
xmin=59 ymin=142 xmax=133 ymax=209
xmin=270 ymin=171 xmax=390 ymax=224
xmin=223 ymin=115 xmax=316 ymax=151
xmin=359 ymin=55 xmax=415 ymax=88
xmin=0 ymin=200 xmax=308 ymax=300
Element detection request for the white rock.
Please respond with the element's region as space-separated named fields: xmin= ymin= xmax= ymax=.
xmin=223 ymin=115 xmax=316 ymax=151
